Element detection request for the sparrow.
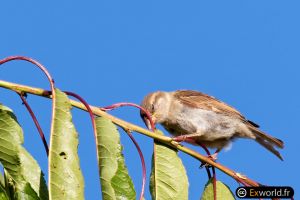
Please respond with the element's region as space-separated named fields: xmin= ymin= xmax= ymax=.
xmin=140 ymin=90 xmax=284 ymax=160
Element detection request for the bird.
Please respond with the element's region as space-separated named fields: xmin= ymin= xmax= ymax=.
xmin=140 ymin=90 xmax=284 ymax=160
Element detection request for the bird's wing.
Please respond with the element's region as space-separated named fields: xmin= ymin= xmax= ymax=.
xmin=173 ymin=90 xmax=283 ymax=158
xmin=173 ymin=90 xmax=256 ymax=125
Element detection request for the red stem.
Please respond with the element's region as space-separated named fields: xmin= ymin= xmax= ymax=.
xmin=100 ymin=102 xmax=155 ymax=131
xmin=212 ymin=167 xmax=217 ymax=200
xmin=196 ymin=142 xmax=211 ymax=156
xmin=64 ymin=91 xmax=97 ymax=140
xmin=18 ymin=93 xmax=49 ymax=156
xmin=0 ymin=56 xmax=55 ymax=87
xmin=125 ymin=131 xmax=146 ymax=200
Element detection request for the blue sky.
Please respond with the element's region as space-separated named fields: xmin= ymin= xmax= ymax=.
xmin=1 ymin=1 xmax=299 ymax=199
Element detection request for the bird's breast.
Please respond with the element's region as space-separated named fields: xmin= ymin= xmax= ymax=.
xmin=163 ymin=106 xmax=241 ymax=140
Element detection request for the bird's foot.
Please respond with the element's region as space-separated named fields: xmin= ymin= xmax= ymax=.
xmin=209 ymin=152 xmax=218 ymax=161
xmin=172 ymin=135 xmax=199 ymax=145
xmin=200 ymin=153 xmax=218 ymax=168
xmin=173 ymin=135 xmax=187 ymax=142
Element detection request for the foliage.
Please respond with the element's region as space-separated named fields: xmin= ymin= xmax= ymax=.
xmin=201 ymin=179 xmax=235 ymax=200
xmin=0 ymin=104 xmax=48 ymax=200
xmin=96 ymin=117 xmax=136 ymax=200
xmin=150 ymin=131 xmax=188 ymax=200
xmin=48 ymin=89 xmax=84 ymax=200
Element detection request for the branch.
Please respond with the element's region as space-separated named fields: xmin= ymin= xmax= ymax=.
xmin=0 ymin=79 xmax=260 ymax=187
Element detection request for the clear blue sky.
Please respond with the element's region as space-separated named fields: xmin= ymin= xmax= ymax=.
xmin=1 ymin=1 xmax=299 ymax=199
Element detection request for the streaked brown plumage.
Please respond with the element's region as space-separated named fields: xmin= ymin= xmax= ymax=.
xmin=140 ymin=90 xmax=284 ymax=160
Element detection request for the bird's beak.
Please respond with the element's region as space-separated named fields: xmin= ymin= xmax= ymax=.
xmin=144 ymin=118 xmax=152 ymax=130
xmin=142 ymin=114 xmax=156 ymax=130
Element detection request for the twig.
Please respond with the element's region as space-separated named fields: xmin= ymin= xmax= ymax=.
xmin=0 ymin=80 xmax=261 ymax=187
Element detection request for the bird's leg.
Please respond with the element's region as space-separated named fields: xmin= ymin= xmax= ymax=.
xmin=173 ymin=134 xmax=220 ymax=166
xmin=200 ymin=148 xmax=220 ymax=168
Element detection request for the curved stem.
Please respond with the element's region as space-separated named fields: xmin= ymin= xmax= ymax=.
xmin=0 ymin=80 xmax=261 ymax=187
xmin=123 ymin=129 xmax=146 ymax=200
xmin=64 ymin=91 xmax=97 ymax=141
xmin=101 ymin=102 xmax=155 ymax=131
xmin=0 ymin=56 xmax=54 ymax=86
xmin=18 ymin=92 xmax=49 ymax=156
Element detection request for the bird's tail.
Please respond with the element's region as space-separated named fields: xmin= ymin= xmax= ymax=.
xmin=249 ymin=126 xmax=284 ymax=160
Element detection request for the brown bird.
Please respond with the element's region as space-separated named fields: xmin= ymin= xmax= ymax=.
xmin=140 ymin=90 xmax=284 ymax=160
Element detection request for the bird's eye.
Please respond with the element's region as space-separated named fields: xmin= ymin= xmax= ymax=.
xmin=151 ymin=104 xmax=155 ymax=112
xmin=140 ymin=112 xmax=146 ymax=119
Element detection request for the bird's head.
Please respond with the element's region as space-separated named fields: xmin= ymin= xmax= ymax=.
xmin=140 ymin=91 xmax=171 ymax=129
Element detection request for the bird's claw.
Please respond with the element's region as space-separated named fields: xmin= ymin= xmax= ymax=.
xmin=200 ymin=153 xmax=218 ymax=168
xmin=173 ymin=135 xmax=187 ymax=142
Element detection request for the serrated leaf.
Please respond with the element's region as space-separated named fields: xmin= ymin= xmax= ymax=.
xmin=48 ymin=89 xmax=84 ymax=200
xmin=96 ymin=117 xmax=136 ymax=200
xmin=150 ymin=130 xmax=189 ymax=200
xmin=201 ymin=179 xmax=235 ymax=200
xmin=0 ymin=103 xmax=48 ymax=200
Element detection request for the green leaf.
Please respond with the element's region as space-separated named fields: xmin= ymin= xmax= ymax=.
xmin=201 ymin=179 xmax=235 ymax=200
xmin=0 ymin=172 xmax=5 ymax=191
xmin=49 ymin=89 xmax=84 ymax=200
xmin=0 ymin=185 xmax=9 ymax=200
xmin=0 ymin=104 xmax=48 ymax=200
xmin=150 ymin=130 xmax=189 ymax=200
xmin=0 ymin=173 xmax=9 ymax=200
xmin=96 ymin=117 xmax=136 ymax=200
